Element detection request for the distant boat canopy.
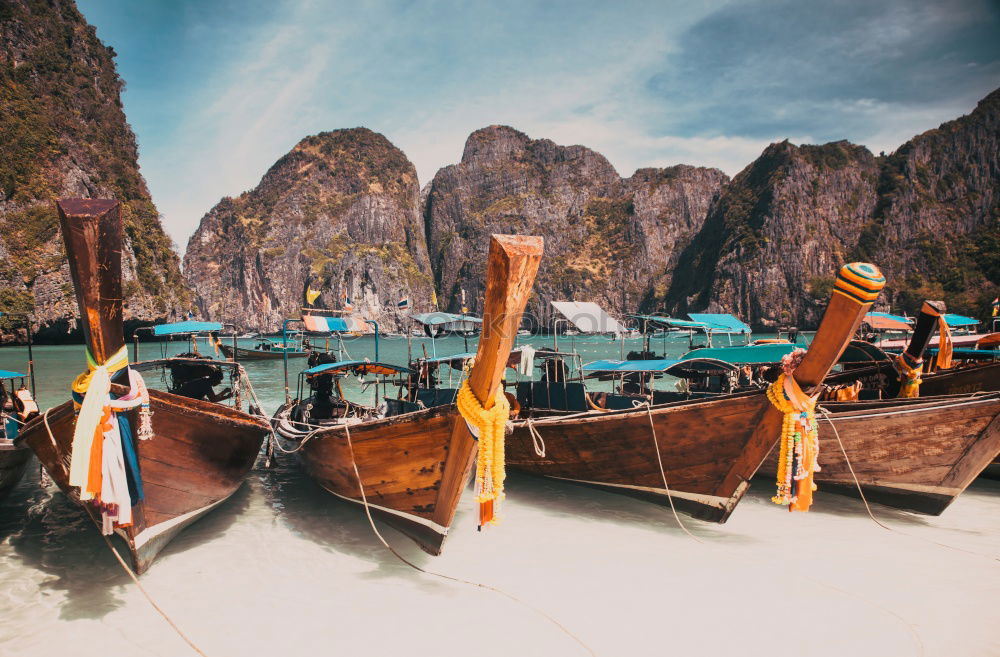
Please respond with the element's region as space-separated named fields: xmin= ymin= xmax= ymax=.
xmin=0 ymin=370 xmax=27 ymax=380
xmin=550 ymin=301 xmax=626 ymax=334
xmin=409 ymin=312 xmax=482 ymax=331
xmin=149 ymin=321 xmax=223 ymax=336
xmin=943 ymin=313 xmax=979 ymax=328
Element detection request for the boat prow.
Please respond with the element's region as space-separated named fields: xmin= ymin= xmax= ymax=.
xmin=14 ymin=199 xmax=270 ymax=574
xmin=275 ymin=234 xmax=543 ymax=553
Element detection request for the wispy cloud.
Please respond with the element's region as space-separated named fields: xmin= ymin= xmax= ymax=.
xmin=76 ymin=0 xmax=1000 ymax=250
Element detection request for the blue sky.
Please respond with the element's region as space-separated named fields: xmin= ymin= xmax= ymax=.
xmin=76 ymin=0 xmax=1000 ymax=251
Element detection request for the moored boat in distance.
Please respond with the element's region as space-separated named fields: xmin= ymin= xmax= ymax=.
xmin=272 ymin=234 xmax=543 ymax=554
xmin=0 ymin=369 xmax=37 ymax=501
xmin=16 ymin=199 xmax=270 ymax=574
xmin=505 ymin=263 xmax=886 ymax=522
xmin=219 ymin=334 xmax=311 ymax=360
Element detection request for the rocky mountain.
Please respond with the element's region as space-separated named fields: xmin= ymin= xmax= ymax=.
xmin=184 ymin=91 xmax=998 ymax=333
xmin=183 ymin=129 xmax=434 ymax=331
xmin=662 ymin=140 xmax=880 ymax=328
xmin=664 ymin=89 xmax=1000 ymax=327
xmin=424 ymin=126 xmax=728 ymax=326
xmin=857 ymin=89 xmax=1000 ymax=317
xmin=0 ymin=0 xmax=190 ymax=341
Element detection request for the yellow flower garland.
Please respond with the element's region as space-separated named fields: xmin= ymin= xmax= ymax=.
xmin=766 ymin=372 xmax=820 ymax=511
xmin=895 ymin=352 xmax=922 ymax=398
xmin=456 ymin=378 xmax=510 ymax=527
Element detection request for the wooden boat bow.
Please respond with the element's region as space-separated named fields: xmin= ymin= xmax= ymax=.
xmin=15 ymin=199 xmax=268 ymax=574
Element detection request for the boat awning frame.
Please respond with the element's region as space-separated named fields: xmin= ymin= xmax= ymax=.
xmin=302 ymin=360 xmax=412 ymax=376
xmin=686 ymin=313 xmax=752 ymax=334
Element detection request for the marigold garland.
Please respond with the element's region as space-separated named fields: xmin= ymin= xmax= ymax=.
xmin=456 ymin=377 xmax=510 ymax=528
xmin=895 ymin=352 xmax=922 ymax=398
xmin=766 ymin=370 xmax=820 ymax=512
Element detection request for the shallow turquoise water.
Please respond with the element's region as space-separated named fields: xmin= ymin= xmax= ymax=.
xmin=1 ymin=334 xmax=998 ymax=657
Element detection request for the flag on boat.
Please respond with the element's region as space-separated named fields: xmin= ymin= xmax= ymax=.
xmin=431 ymin=289 xmax=438 ymax=309
xmin=397 ymin=297 xmax=410 ymax=310
xmin=344 ymin=298 xmax=354 ymax=312
xmin=993 ymin=297 xmax=999 ymax=317
xmin=305 ymin=286 xmax=321 ymax=306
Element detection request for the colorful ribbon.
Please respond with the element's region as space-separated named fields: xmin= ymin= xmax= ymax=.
xmin=68 ymin=346 xmax=153 ymax=533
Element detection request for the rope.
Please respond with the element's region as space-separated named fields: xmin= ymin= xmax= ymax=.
xmin=525 ymin=418 xmax=546 ymax=457
xmin=340 ymin=420 xmax=597 ymax=657
xmin=640 ymin=402 xmax=703 ymax=544
xmin=40 ymin=406 xmax=210 ymax=656
xmin=817 ymin=406 xmax=999 ymax=563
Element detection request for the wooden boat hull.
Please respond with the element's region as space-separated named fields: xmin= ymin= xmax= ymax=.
xmin=920 ymin=361 xmax=1000 ymax=396
xmin=507 ymin=392 xmax=775 ymax=522
xmin=275 ymin=403 xmax=476 ymax=554
xmin=219 ymin=344 xmax=308 ymax=360
xmin=18 ymin=386 xmax=268 ymax=573
xmin=761 ymin=394 xmax=1000 ymax=515
xmin=0 ymin=441 xmax=32 ymax=501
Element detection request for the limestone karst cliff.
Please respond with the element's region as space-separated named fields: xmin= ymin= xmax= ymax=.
xmin=0 ymin=0 xmax=190 ymax=341
xmin=183 ymin=129 xmax=434 ymax=331
xmin=663 ymin=89 xmax=1000 ymax=328
xmin=424 ymin=126 xmax=728 ymax=327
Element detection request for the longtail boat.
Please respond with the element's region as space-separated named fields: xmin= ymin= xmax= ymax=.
xmin=272 ymin=234 xmax=542 ymax=554
xmin=0 ymin=313 xmax=38 ymax=501
xmin=16 ymin=199 xmax=269 ymax=574
xmin=219 ymin=334 xmax=311 ymax=360
xmin=505 ymin=263 xmax=885 ymax=522
xmin=0 ymin=371 xmax=37 ymax=501
xmin=767 ymin=393 xmax=1000 ymax=514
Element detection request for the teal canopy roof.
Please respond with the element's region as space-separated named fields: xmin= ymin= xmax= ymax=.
xmin=680 ymin=344 xmax=794 ymax=364
xmin=409 ymin=312 xmax=482 ymax=327
xmin=0 ymin=369 xmax=27 ymax=380
xmin=303 ymin=360 xmax=411 ymax=376
xmin=687 ymin=313 xmax=752 ymax=334
xmin=418 ymin=352 xmax=476 ymax=366
xmin=148 ymin=321 xmax=223 ymax=336
xmin=583 ymin=359 xmax=682 ymax=373
xmin=943 ymin=314 xmax=979 ymax=328
xmin=678 ymin=340 xmax=891 ymax=365
xmin=927 ymin=347 xmax=997 ymax=358
xmin=629 ymin=315 xmax=711 ymax=330
xmin=865 ymin=312 xmax=913 ymax=324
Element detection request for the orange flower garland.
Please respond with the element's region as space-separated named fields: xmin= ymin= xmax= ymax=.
xmin=767 ymin=350 xmax=821 ymax=512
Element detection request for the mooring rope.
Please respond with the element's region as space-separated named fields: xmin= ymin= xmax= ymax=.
xmin=525 ymin=418 xmax=546 ymax=457
xmin=41 ymin=408 xmax=210 ymax=657
xmin=339 ymin=420 xmax=597 ymax=656
xmin=639 ymin=401 xmax=704 ymax=544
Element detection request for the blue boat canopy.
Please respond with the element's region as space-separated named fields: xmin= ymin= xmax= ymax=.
xmin=629 ymin=315 xmax=711 ymax=330
xmin=0 ymin=369 xmax=27 ymax=380
xmin=418 ymin=352 xmax=477 ymax=366
xmin=678 ymin=340 xmax=891 ymax=366
xmin=303 ymin=360 xmax=411 ymax=376
xmin=926 ymin=347 xmax=997 ymax=358
xmin=149 ymin=321 xmax=223 ymax=336
xmin=687 ymin=313 xmax=752 ymax=334
xmin=582 ymin=359 xmax=682 ymax=373
xmin=409 ymin=312 xmax=483 ymax=327
xmin=943 ymin=314 xmax=979 ymax=328
xmin=680 ymin=344 xmax=795 ymax=365
xmin=865 ymin=312 xmax=913 ymax=324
